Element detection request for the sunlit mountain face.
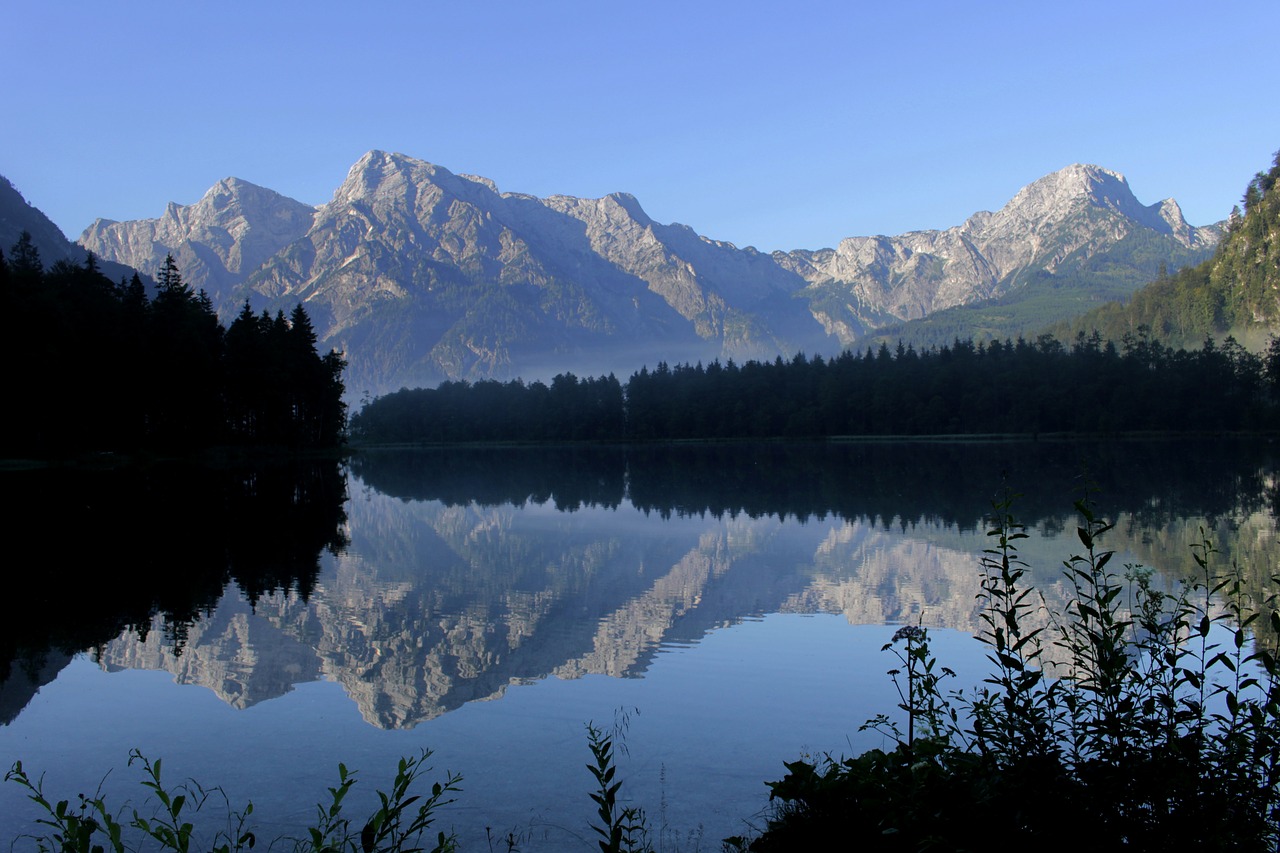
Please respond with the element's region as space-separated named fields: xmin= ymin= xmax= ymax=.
xmin=72 ymin=153 xmax=1220 ymax=396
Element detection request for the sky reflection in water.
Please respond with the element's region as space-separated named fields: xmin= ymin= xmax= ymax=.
xmin=2 ymin=441 xmax=1275 ymax=849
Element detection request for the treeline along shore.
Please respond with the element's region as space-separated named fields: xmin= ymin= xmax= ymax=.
xmin=351 ymin=330 xmax=1280 ymax=444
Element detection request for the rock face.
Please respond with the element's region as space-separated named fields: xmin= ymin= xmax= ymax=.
xmin=777 ymin=164 xmax=1222 ymax=339
xmin=231 ymin=151 xmax=824 ymax=393
xmin=73 ymin=154 xmax=1221 ymax=394
xmin=79 ymin=178 xmax=316 ymax=300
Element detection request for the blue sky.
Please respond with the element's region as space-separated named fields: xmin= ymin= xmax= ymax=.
xmin=3 ymin=0 xmax=1277 ymax=253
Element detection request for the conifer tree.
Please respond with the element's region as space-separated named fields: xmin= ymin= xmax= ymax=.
xmin=8 ymin=231 xmax=41 ymax=278
xmin=155 ymin=252 xmax=184 ymax=296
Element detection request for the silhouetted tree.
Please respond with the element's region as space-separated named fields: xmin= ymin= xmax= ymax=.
xmin=8 ymin=231 xmax=41 ymax=279
xmin=2 ymin=255 xmax=346 ymax=455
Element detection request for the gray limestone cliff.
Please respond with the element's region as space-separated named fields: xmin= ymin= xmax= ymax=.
xmin=777 ymin=164 xmax=1222 ymax=339
xmin=79 ymin=178 xmax=316 ymax=304
xmin=73 ymin=154 xmax=1221 ymax=393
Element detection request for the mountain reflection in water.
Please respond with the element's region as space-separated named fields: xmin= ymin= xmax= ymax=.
xmin=96 ymin=441 xmax=1280 ymax=727
xmin=1 ymin=440 xmax=1276 ymax=848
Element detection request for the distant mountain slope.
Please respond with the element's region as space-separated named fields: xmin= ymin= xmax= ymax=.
xmin=863 ymin=228 xmax=1219 ymax=351
xmin=829 ymin=165 xmax=1222 ymax=349
xmin=0 ymin=177 xmax=138 ymax=284
xmin=73 ymin=153 xmax=1222 ymax=394
xmin=1048 ymin=149 xmax=1280 ymax=349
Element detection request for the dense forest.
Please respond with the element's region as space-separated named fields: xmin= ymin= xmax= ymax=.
xmin=1 ymin=238 xmax=347 ymax=454
xmin=349 ymin=330 xmax=1280 ymax=443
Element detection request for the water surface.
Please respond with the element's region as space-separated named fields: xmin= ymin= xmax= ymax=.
xmin=2 ymin=441 xmax=1276 ymax=849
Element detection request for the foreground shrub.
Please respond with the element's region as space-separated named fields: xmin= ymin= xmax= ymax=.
xmin=6 ymin=749 xmax=461 ymax=853
xmin=747 ymin=497 xmax=1280 ymax=851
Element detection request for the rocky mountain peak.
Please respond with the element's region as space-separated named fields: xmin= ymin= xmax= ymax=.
xmin=330 ymin=150 xmax=504 ymax=222
xmin=603 ymin=192 xmax=649 ymax=223
xmin=70 ymin=153 xmax=1222 ymax=394
xmin=540 ymin=190 xmax=655 ymax=234
xmin=776 ymin=162 xmax=1221 ymax=341
xmin=975 ymin=164 xmax=1212 ymax=249
xmin=78 ymin=175 xmax=316 ymax=297
xmin=335 ymin=150 xmax=418 ymax=203
xmin=169 ymin=176 xmax=315 ymax=232
xmin=976 ymin=164 xmax=1135 ymax=231
xmin=205 ymin=176 xmax=289 ymax=209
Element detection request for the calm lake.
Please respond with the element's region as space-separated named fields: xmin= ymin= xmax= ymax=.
xmin=2 ymin=440 xmax=1277 ymax=850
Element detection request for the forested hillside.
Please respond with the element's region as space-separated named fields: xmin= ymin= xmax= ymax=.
xmin=1051 ymin=150 xmax=1280 ymax=348
xmin=2 ymin=236 xmax=346 ymax=455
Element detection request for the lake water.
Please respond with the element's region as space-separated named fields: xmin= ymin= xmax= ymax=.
xmin=2 ymin=440 xmax=1276 ymax=850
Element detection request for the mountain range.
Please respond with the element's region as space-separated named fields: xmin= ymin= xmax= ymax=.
xmin=4 ymin=153 xmax=1223 ymax=396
